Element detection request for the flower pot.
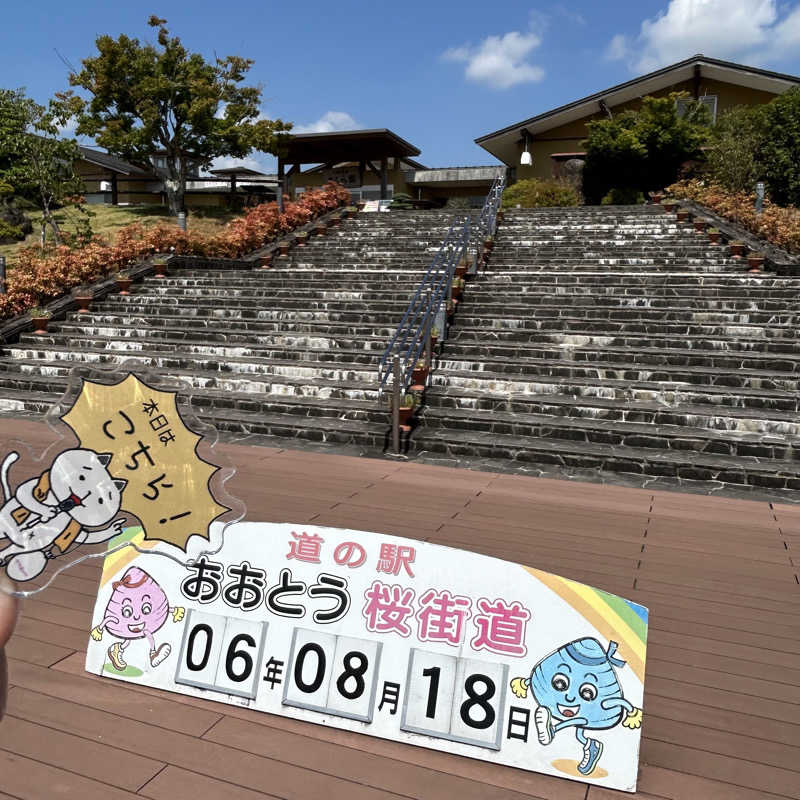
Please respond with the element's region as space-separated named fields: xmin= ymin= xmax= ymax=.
xmin=455 ymin=264 xmax=468 ymax=279
xmin=75 ymin=295 xmax=93 ymax=313
xmin=451 ymin=286 xmax=463 ymax=301
xmin=708 ymin=232 xmax=722 ymax=245
xmin=662 ymin=201 xmax=677 ymax=213
xmin=153 ymin=262 xmax=167 ymax=278
xmin=747 ymin=254 xmax=765 ymax=270
xmin=297 ymin=236 xmax=307 ymax=247
xmin=729 ymin=243 xmax=746 ymax=258
xmin=398 ymin=405 xmax=414 ymax=425
xmin=31 ymin=317 xmax=49 ymax=334
xmin=278 ymin=242 xmax=290 ymax=257
xmin=676 ymin=210 xmax=689 ymax=222
xmin=259 ymin=254 xmax=272 ymax=269
xmin=116 ymin=278 xmax=132 ymax=295
xmin=649 ymin=192 xmax=664 ymax=204
xmin=411 ymin=367 xmax=429 ymax=385
xmin=316 ymin=224 xmax=327 ymax=236
xmin=693 ymin=219 xmax=708 ymax=232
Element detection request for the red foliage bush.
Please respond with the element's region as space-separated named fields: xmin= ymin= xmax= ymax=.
xmin=0 ymin=182 xmax=350 ymax=320
xmin=666 ymin=179 xmax=800 ymax=254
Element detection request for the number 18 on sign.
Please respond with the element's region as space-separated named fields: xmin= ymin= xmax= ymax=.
xmin=87 ymin=521 xmax=648 ymax=792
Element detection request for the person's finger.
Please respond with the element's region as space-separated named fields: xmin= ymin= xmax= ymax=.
xmin=0 ymin=575 xmax=19 ymax=722
xmin=0 ymin=576 xmax=19 ymax=648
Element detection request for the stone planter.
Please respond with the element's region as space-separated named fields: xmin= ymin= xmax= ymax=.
xmin=747 ymin=254 xmax=765 ymax=271
xmin=676 ymin=210 xmax=689 ymax=222
xmin=316 ymin=223 xmax=327 ymax=236
xmin=116 ymin=277 xmax=132 ymax=295
xmin=259 ymin=254 xmax=272 ymax=269
xmin=296 ymin=235 xmax=308 ymax=247
xmin=693 ymin=219 xmax=708 ymax=233
xmin=662 ymin=201 xmax=677 ymax=213
xmin=278 ymin=242 xmax=290 ymax=257
xmin=708 ymin=231 xmax=722 ymax=245
xmin=153 ymin=262 xmax=168 ymax=279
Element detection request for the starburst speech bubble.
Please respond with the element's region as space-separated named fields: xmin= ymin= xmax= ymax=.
xmin=61 ymin=374 xmax=229 ymax=551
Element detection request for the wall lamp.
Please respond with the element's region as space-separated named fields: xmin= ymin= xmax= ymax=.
xmin=520 ymin=128 xmax=532 ymax=166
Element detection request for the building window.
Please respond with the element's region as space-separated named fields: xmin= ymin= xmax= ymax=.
xmin=676 ymin=95 xmax=717 ymax=123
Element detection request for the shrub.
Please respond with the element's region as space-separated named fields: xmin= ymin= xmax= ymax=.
xmin=583 ymin=93 xmax=710 ymax=203
xmin=758 ymin=87 xmax=800 ymax=207
xmin=667 ymin=178 xmax=800 ymax=254
xmin=0 ymin=220 xmax=23 ymax=243
xmin=0 ymin=182 xmax=349 ymax=320
xmin=705 ymin=106 xmax=765 ymax=194
xmin=601 ymin=188 xmax=645 ymax=205
xmin=501 ymin=178 xmax=580 ymax=208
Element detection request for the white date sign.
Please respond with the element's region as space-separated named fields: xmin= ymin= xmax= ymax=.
xmin=87 ymin=522 xmax=648 ymax=792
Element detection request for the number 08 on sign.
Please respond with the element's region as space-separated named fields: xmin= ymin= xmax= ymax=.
xmin=86 ymin=522 xmax=648 ymax=792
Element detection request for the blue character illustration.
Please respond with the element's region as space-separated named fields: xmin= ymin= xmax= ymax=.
xmin=510 ymin=638 xmax=642 ymax=777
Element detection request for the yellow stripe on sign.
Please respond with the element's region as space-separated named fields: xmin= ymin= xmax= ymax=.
xmin=99 ymin=533 xmax=156 ymax=588
xmin=526 ymin=567 xmax=646 ymax=684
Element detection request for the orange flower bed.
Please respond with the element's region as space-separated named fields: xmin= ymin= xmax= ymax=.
xmin=0 ymin=182 xmax=350 ymax=321
xmin=666 ymin=179 xmax=800 ymax=254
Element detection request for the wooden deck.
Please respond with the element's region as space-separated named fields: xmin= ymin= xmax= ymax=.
xmin=1 ymin=419 xmax=798 ymax=800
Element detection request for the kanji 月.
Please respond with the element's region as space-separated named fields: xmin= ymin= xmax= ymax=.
xmin=286 ymin=531 xmax=325 ymax=564
xmin=376 ymin=543 xmax=416 ymax=577
xmin=362 ymin=581 xmax=415 ymax=637
xmin=470 ymin=597 xmax=531 ymax=657
xmin=416 ymin=588 xmax=472 ymax=646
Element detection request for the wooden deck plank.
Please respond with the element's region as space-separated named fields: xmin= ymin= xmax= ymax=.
xmin=0 ymin=711 xmax=165 ymax=790
xmin=1 ymin=419 xmax=798 ymax=799
xmin=0 ymin=749 xmax=143 ymax=800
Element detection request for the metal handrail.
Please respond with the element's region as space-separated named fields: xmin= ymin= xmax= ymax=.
xmin=377 ymin=215 xmax=470 ymax=395
xmin=471 ymin=171 xmax=506 ymax=269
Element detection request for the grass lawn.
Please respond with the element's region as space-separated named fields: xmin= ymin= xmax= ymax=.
xmin=0 ymin=203 xmax=240 ymax=265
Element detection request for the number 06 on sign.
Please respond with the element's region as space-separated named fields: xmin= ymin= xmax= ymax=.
xmin=87 ymin=521 xmax=648 ymax=792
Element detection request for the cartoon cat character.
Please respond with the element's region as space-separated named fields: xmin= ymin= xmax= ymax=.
xmin=91 ymin=566 xmax=184 ymax=670
xmin=510 ymin=638 xmax=643 ymax=777
xmin=0 ymin=449 xmax=127 ymax=582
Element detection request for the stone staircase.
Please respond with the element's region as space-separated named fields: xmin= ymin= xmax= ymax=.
xmin=0 ymin=211 xmax=456 ymax=451
xmin=413 ymin=206 xmax=800 ymax=498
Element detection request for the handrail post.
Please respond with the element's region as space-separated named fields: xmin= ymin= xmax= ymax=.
xmin=391 ymin=355 xmax=401 ymax=455
xmin=424 ymin=288 xmax=433 ymax=372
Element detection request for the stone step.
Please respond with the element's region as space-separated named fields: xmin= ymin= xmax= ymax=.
xmin=409 ymin=424 xmax=800 ymax=493
xmin=424 ymin=384 xmax=800 ymax=429
xmin=449 ymin=327 xmax=800 ymax=354
xmin=418 ymin=405 xmax=800 ymax=460
xmin=454 ymin=307 xmax=798 ymax=323
xmin=428 ymin=368 xmax=800 ymax=412
xmin=432 ymin=357 xmax=800 ymax=392
xmin=2 ymin=349 xmax=380 ymax=382
xmin=0 ymin=367 xmax=382 ymax=404
xmin=16 ymin=331 xmax=391 ymax=358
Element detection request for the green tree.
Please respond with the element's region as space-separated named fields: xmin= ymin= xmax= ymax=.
xmin=0 ymin=88 xmax=85 ymax=247
xmin=705 ymin=105 xmax=765 ymax=194
xmin=757 ymin=87 xmax=800 ymax=206
xmin=582 ymin=93 xmax=710 ymax=204
xmin=64 ymin=16 xmax=292 ymax=216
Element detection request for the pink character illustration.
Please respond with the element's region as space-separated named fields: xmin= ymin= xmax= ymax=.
xmin=91 ymin=566 xmax=185 ymax=671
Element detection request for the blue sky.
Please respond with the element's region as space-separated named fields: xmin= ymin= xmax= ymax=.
xmin=3 ymin=0 xmax=800 ymax=171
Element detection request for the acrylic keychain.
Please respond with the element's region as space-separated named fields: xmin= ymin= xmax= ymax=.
xmin=0 ymin=360 xmax=245 ymax=598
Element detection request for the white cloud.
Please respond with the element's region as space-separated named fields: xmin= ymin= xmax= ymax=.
xmin=442 ymin=31 xmax=545 ymax=90
xmin=208 ymin=154 xmax=269 ymax=174
xmin=605 ymin=34 xmax=630 ymax=62
xmin=293 ymin=111 xmax=359 ymax=134
xmin=608 ymin=0 xmax=800 ymax=72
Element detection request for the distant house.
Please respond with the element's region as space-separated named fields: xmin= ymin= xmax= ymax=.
xmin=476 ymin=55 xmax=800 ymax=179
xmin=286 ymin=130 xmax=504 ymax=207
xmin=74 ymin=147 xmax=276 ymax=208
